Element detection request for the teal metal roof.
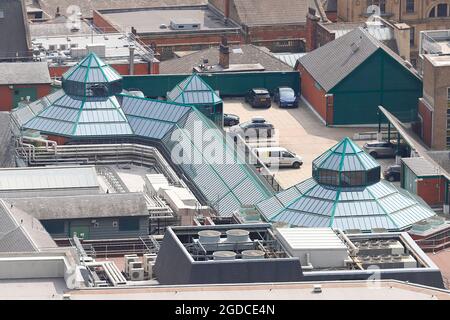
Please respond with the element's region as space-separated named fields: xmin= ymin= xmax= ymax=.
xmin=313 ymin=137 xmax=379 ymax=172
xmin=122 ymin=94 xmax=273 ymax=216
xmin=62 ymin=52 xmax=122 ymax=97
xmin=167 ymin=74 xmax=222 ymax=105
xmin=23 ymin=92 xmax=133 ymax=137
xmin=16 ymin=54 xmax=273 ymax=217
xmin=63 ymin=52 xmax=122 ymax=84
xmin=256 ymin=138 xmax=436 ymax=232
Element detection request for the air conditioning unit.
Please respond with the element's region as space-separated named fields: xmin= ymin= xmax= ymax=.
xmin=129 ymin=261 xmax=143 ymax=271
xmin=143 ymin=254 xmax=157 ymax=274
xmin=129 ymin=268 xmax=144 ymax=281
xmin=124 ymin=254 xmax=138 ymax=274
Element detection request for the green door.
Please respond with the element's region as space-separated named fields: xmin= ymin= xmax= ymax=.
xmin=69 ymin=226 xmax=90 ymax=240
xmin=13 ymin=87 xmax=37 ymax=109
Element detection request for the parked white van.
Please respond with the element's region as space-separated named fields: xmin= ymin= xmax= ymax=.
xmin=253 ymin=147 xmax=303 ymax=169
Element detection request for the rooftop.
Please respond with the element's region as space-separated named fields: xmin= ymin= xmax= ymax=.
xmin=14 ymin=54 xmax=273 ymax=217
xmin=424 ymin=54 xmax=450 ymax=68
xmin=256 ymin=137 xmax=436 ymax=232
xmin=275 ymin=227 xmax=347 ymax=250
xmin=0 ymin=166 xmax=99 ymax=193
xmin=0 ymin=200 xmax=56 ymax=253
xmin=160 ymin=44 xmax=293 ymax=74
xmin=35 ymin=0 xmax=207 ymax=18
xmin=420 ymin=29 xmax=450 ymax=55
xmin=167 ymin=73 xmax=222 ymax=105
xmin=31 ymin=32 xmax=155 ymax=66
xmin=98 ymin=5 xmax=239 ymax=34
xmin=6 ymin=193 xmax=150 ymax=220
xmin=29 ymin=16 xmax=93 ymax=37
xmin=298 ymin=27 xmax=418 ymax=92
xmin=402 ymin=157 xmax=443 ymax=177
xmin=230 ymin=0 xmax=308 ymax=26
xmin=0 ymin=62 xmax=51 ymax=85
xmin=0 ymin=0 xmax=30 ymax=60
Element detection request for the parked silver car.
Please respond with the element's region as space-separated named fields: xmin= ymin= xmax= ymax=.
xmin=363 ymin=141 xmax=396 ymax=158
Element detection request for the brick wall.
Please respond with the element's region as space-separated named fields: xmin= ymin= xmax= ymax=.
xmin=297 ymin=64 xmax=328 ymax=123
xmin=417 ymin=177 xmax=446 ymax=206
xmin=417 ymin=98 xmax=433 ymax=148
xmin=50 ymin=61 xmax=158 ymax=78
xmin=140 ymin=33 xmax=242 ymax=60
xmin=246 ymin=25 xmax=306 ymax=52
xmin=46 ymin=135 xmax=69 ymax=145
xmin=0 ymin=83 xmax=51 ymax=111
xmin=93 ymin=10 xmax=119 ymax=33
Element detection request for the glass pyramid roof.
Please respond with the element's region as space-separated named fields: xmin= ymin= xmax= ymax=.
xmin=256 ymin=138 xmax=436 ymax=232
xmin=63 ymin=52 xmax=122 ymax=85
xmin=16 ymin=55 xmax=273 ymax=217
xmin=313 ymin=137 xmax=379 ymax=172
xmin=167 ymin=74 xmax=222 ymax=105
xmin=23 ymin=91 xmax=133 ymax=137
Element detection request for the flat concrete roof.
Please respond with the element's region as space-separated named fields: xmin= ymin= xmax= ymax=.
xmin=99 ymin=6 xmax=239 ymax=34
xmin=425 ymin=54 xmax=450 ymax=67
xmin=32 ymin=33 xmax=155 ymax=65
xmin=67 ymin=280 xmax=450 ymax=300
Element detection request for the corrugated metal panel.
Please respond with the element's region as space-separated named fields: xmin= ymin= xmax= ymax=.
xmin=0 ymin=166 xmax=99 ymax=191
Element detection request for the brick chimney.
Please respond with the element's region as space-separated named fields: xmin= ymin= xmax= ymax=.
xmin=224 ymin=0 xmax=230 ymax=24
xmin=219 ymin=36 xmax=230 ymax=69
xmin=306 ymin=7 xmax=320 ymax=52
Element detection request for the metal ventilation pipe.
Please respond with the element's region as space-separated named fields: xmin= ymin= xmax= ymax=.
xmin=129 ymin=46 xmax=135 ymax=75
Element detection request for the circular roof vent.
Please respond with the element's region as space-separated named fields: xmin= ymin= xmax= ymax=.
xmin=241 ymin=250 xmax=265 ymax=260
xmin=213 ymin=251 xmax=236 ymax=261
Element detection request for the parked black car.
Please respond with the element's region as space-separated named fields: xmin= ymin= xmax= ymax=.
xmin=383 ymin=164 xmax=401 ymax=182
xmin=273 ymin=87 xmax=299 ymax=108
xmin=223 ymin=113 xmax=240 ymax=127
xmin=245 ymin=88 xmax=272 ymax=108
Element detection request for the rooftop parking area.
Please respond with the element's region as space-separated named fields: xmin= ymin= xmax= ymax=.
xmin=223 ymin=98 xmax=397 ymax=189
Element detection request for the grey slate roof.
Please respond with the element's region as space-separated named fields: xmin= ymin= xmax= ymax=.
xmin=232 ymin=0 xmax=308 ymax=26
xmin=0 ymin=0 xmax=30 ymax=60
xmin=402 ymin=157 xmax=442 ymax=177
xmin=0 ymin=62 xmax=51 ymax=85
xmin=6 ymin=193 xmax=150 ymax=220
xmin=0 ymin=200 xmax=56 ymax=253
xmin=36 ymin=0 xmax=207 ymax=18
xmin=0 ymin=112 xmax=13 ymax=167
xmin=160 ymin=44 xmax=293 ymax=74
xmin=298 ymin=27 xmax=418 ymax=92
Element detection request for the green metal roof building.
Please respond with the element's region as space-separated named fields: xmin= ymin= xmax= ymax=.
xmin=256 ymin=138 xmax=436 ymax=232
xmin=167 ymin=73 xmax=223 ymax=127
xmin=13 ymin=53 xmax=273 ymax=217
xmin=298 ymin=28 xmax=423 ymax=125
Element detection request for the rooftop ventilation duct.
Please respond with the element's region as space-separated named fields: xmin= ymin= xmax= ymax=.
xmin=225 ymin=229 xmax=250 ymax=243
xmin=198 ymin=230 xmax=221 ymax=244
xmin=241 ymin=250 xmax=265 ymax=260
xmin=213 ymin=251 xmax=236 ymax=261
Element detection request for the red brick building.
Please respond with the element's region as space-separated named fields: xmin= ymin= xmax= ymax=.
xmin=0 ymin=62 xmax=51 ymax=111
xmin=93 ymin=5 xmax=242 ymax=60
xmin=209 ymin=0 xmax=308 ymax=52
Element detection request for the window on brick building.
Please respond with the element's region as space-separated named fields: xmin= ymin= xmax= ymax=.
xmin=367 ymin=0 xmax=386 ymax=14
xmin=406 ymin=0 xmax=415 ymax=13
xmin=429 ymin=4 xmax=449 ymax=17
xmin=410 ymin=27 xmax=415 ymax=46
